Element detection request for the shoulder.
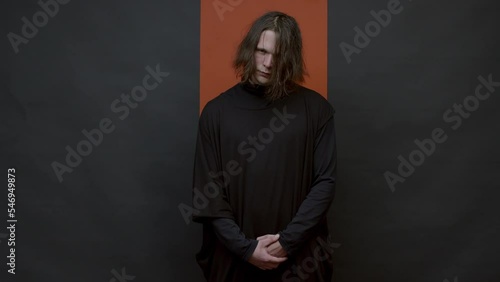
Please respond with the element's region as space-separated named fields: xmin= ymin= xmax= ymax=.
xmin=199 ymin=84 xmax=239 ymax=123
xmin=293 ymin=86 xmax=336 ymax=137
xmin=197 ymin=84 xmax=240 ymax=135
xmin=295 ymin=85 xmax=335 ymax=118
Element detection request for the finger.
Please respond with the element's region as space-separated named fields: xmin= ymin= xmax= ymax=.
xmin=267 ymin=246 xmax=279 ymax=255
xmin=264 ymin=253 xmax=288 ymax=263
xmin=261 ymin=235 xmax=280 ymax=246
xmin=267 ymin=241 xmax=280 ymax=250
xmin=268 ymin=250 xmax=282 ymax=257
xmin=260 ymin=238 xmax=273 ymax=247
xmin=257 ymin=234 xmax=274 ymax=241
xmin=274 ymin=256 xmax=288 ymax=263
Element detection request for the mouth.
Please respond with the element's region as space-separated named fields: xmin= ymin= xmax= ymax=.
xmin=258 ymin=71 xmax=270 ymax=78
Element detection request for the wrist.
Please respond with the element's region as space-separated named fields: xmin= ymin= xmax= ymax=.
xmin=278 ymin=232 xmax=292 ymax=255
xmin=243 ymin=239 xmax=258 ymax=261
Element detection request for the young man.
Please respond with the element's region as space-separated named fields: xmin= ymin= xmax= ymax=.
xmin=193 ymin=11 xmax=337 ymax=281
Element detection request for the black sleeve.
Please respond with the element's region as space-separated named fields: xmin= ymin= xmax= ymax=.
xmin=191 ymin=101 xmax=235 ymax=223
xmin=211 ymin=218 xmax=258 ymax=261
xmin=278 ymin=115 xmax=337 ymax=256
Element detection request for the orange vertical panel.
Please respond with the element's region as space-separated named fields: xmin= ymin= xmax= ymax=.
xmin=200 ymin=0 xmax=327 ymax=113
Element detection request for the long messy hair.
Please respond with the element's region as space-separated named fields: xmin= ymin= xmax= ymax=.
xmin=233 ymin=11 xmax=307 ymax=101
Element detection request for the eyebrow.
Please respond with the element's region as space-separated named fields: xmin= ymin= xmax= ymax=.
xmin=256 ymin=47 xmax=273 ymax=54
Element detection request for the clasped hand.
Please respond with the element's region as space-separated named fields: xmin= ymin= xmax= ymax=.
xmin=248 ymin=234 xmax=288 ymax=270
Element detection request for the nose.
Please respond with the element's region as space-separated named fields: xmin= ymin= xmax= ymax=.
xmin=263 ymin=53 xmax=273 ymax=69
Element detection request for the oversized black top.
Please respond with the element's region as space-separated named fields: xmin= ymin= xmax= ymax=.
xmin=192 ymin=82 xmax=337 ymax=282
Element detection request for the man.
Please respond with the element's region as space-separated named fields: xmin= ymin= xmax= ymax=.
xmin=192 ymin=11 xmax=337 ymax=281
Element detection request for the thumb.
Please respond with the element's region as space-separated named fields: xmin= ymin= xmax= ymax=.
xmin=257 ymin=234 xmax=278 ymax=241
xmin=269 ymin=234 xmax=279 ymax=243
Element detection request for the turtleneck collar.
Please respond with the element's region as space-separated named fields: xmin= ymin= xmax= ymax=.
xmin=240 ymin=81 xmax=268 ymax=97
xmin=224 ymin=81 xmax=277 ymax=110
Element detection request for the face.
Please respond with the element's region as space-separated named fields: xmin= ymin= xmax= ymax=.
xmin=252 ymin=30 xmax=276 ymax=85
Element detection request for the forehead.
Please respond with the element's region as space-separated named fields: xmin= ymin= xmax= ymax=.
xmin=256 ymin=30 xmax=277 ymax=53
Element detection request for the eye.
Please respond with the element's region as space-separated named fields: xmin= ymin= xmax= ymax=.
xmin=257 ymin=49 xmax=266 ymax=54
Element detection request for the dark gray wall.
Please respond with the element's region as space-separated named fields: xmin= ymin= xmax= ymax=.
xmin=2 ymin=0 xmax=499 ymax=281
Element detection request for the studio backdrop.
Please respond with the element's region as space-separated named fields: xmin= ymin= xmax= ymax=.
xmin=3 ymin=0 xmax=500 ymax=281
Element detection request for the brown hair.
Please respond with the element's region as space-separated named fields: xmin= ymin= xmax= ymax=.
xmin=233 ymin=11 xmax=307 ymax=101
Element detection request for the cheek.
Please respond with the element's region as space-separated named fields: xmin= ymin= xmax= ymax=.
xmin=255 ymin=54 xmax=264 ymax=64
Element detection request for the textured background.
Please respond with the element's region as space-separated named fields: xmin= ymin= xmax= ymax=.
xmin=2 ymin=0 xmax=500 ymax=281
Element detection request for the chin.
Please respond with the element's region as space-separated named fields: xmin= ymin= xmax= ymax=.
xmin=257 ymin=78 xmax=270 ymax=85
xmin=250 ymin=75 xmax=269 ymax=86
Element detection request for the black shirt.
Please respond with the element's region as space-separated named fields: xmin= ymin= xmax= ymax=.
xmin=192 ymin=81 xmax=336 ymax=281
